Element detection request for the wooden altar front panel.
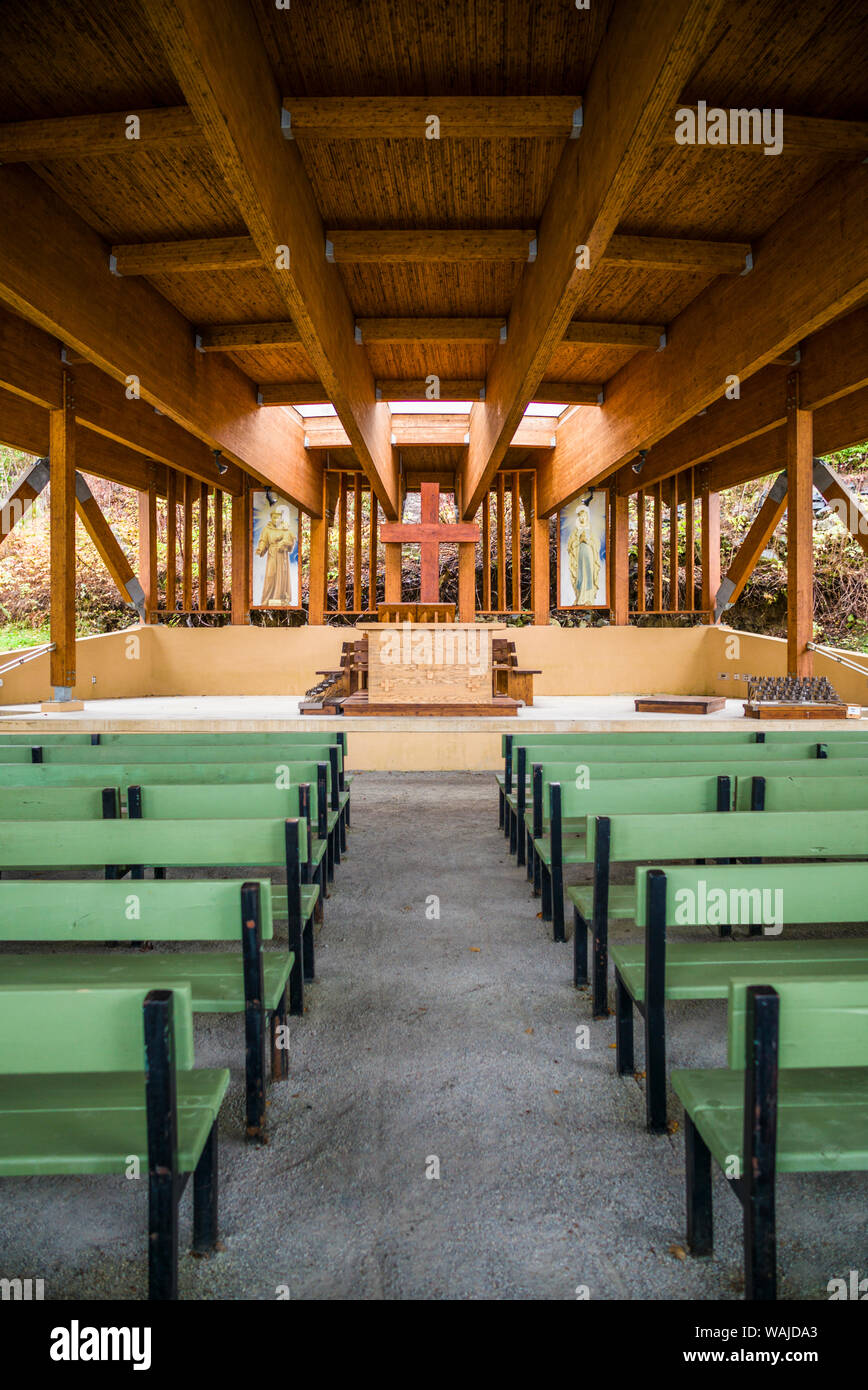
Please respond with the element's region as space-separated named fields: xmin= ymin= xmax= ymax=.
xmin=361 ymin=623 xmax=503 ymax=705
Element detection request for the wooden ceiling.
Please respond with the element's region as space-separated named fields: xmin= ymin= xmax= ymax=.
xmin=0 ymin=0 xmax=865 ymax=514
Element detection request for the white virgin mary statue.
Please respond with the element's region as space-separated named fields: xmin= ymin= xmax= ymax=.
xmin=567 ymin=503 xmax=601 ymax=605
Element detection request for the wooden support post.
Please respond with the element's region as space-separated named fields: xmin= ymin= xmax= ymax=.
xmin=482 ymin=490 xmax=491 ymax=612
xmin=308 ymin=471 xmax=328 ymax=623
xmin=230 ymin=479 xmax=250 ymax=624
xmin=496 ymin=473 xmax=505 ymax=610
xmin=138 ymin=477 xmax=158 ymax=621
xmin=669 ymin=472 xmax=679 ymax=612
xmin=166 ymin=470 xmax=177 ymax=613
xmin=684 ymin=468 xmax=695 ymax=611
xmin=352 ymin=474 xmax=362 ymax=611
xmin=786 ymin=372 xmax=814 ymax=676
xmin=213 ymin=487 xmax=224 ymax=610
xmin=337 ymin=473 xmax=347 ymax=612
xmin=511 ymin=472 xmax=521 ymax=611
xmin=384 ymin=538 xmax=402 ymax=603
xmin=368 ymin=488 xmax=379 ymax=611
xmin=532 ymin=474 xmax=550 ymax=626
xmin=198 ymin=482 xmax=208 ymax=610
xmin=653 ymin=481 xmax=663 ymax=611
xmin=458 ymin=543 xmax=476 ymax=622
xmin=182 ymin=474 xmax=193 ymax=610
xmin=700 ymin=482 xmax=720 ymax=622
xmin=610 ymin=487 xmax=629 ymax=625
xmin=49 ymin=369 xmax=76 ymax=694
xmin=636 ymin=490 xmax=646 ymax=613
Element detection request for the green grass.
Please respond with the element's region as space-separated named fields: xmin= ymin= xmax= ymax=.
xmin=0 ymin=621 xmax=52 ymax=653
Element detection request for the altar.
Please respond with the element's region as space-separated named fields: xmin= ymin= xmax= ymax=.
xmin=340 ymin=623 xmax=521 ymax=716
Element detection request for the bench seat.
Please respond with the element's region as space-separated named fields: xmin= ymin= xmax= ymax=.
xmin=672 ymin=1065 xmax=868 ymax=1173
xmin=612 ymin=938 xmax=868 ymax=1003
xmin=0 ymin=952 xmax=296 ymax=1013
xmin=0 ymin=1068 xmax=229 ymax=1176
xmin=532 ymin=832 xmax=587 ymax=867
xmin=568 ymin=884 xmax=635 ymax=920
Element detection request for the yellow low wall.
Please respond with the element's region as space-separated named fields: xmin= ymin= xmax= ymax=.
xmin=708 ymin=627 xmax=868 ymax=706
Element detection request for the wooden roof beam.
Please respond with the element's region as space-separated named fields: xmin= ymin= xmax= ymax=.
xmin=281 ymin=96 xmax=583 ymax=141
xmin=604 ymin=233 xmax=752 ymax=275
xmin=302 ymin=415 xmax=558 ymax=451
xmin=196 ymin=321 xmax=300 ymax=351
xmin=356 ymin=318 xmax=507 ymax=344
xmin=660 ymin=106 xmax=868 ymax=157
xmin=0 ymin=107 xmax=202 ymax=163
xmin=261 ymin=381 xmax=602 ymax=407
xmin=537 ymin=158 xmax=868 ymax=516
xmin=146 ymin=0 xmax=398 ymax=518
xmin=202 ymin=316 xmax=664 ymax=350
xmin=564 ymin=321 xmax=666 ymax=349
xmin=457 ymin=0 xmax=727 ymax=520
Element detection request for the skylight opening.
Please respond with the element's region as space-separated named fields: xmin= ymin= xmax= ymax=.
xmin=387 ymin=400 xmax=474 ymax=415
xmin=294 ymin=403 xmax=337 ymax=418
xmin=524 ymin=401 xmax=569 ymax=418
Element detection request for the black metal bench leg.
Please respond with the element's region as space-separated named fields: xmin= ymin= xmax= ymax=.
xmin=270 ymin=985 xmax=290 ymax=1080
xmin=339 ymin=809 xmax=347 ymax=854
xmin=303 ymin=915 xmax=315 ymax=983
xmin=498 ymin=787 xmax=504 ymax=828
xmin=551 ymin=865 xmax=565 ymax=942
xmin=192 ymin=1122 xmax=219 ymax=1255
xmin=533 ymin=846 xmax=541 ymax=897
xmin=685 ymin=1115 xmax=713 ymax=1257
xmin=333 ymin=824 xmax=341 ymax=867
xmin=516 ymin=818 xmax=526 ymax=867
xmin=288 ymin=930 xmax=304 ymax=1016
xmin=644 ymin=993 xmax=667 ymax=1133
xmin=614 ymin=971 xmax=634 ymax=1075
xmin=148 ymin=1170 xmax=179 ymax=1300
xmin=509 ymin=807 xmax=518 ymax=857
xmin=592 ymin=911 xmax=609 ymax=1019
xmin=541 ymin=865 xmax=552 ymax=922
xmin=526 ymin=830 xmax=535 ymax=881
xmin=573 ymin=906 xmax=588 ymax=987
xmin=244 ymin=1003 xmax=267 ymax=1144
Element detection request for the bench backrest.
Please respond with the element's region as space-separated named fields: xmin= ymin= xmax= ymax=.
xmin=0 ymin=731 xmax=344 ymax=749
xmin=0 ymin=982 xmax=195 ymax=1073
xmin=738 ymin=775 xmax=868 ymax=812
xmin=0 ymin=817 xmax=308 ymax=868
xmin=520 ymin=742 xmax=854 ymax=766
xmin=503 ymin=729 xmax=868 ymax=756
xmin=598 ymin=809 xmax=868 ymax=864
xmin=727 ymin=977 xmax=868 ymax=1069
xmin=5 ymin=742 xmax=343 ymax=771
xmin=634 ymin=862 xmax=868 ymax=930
xmin=131 ymin=781 xmax=328 ymax=835
xmin=0 ymin=787 xmax=116 ymax=819
xmin=554 ymin=774 xmax=731 ymax=820
xmin=0 ymin=760 xmax=333 ymax=794
xmin=0 ymin=879 xmax=274 ymax=942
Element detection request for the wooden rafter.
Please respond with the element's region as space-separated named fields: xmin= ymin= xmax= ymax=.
xmin=146 ymin=0 xmax=398 ymax=518
xmin=603 ymin=234 xmax=751 ymax=275
xmin=196 ymin=322 xmax=300 ymax=351
xmin=281 ymin=96 xmax=582 ymax=140
xmin=326 ymin=230 xmax=537 ymax=264
xmin=564 ymin=321 xmax=665 ymax=349
xmin=201 ymin=316 xmax=662 ymax=351
xmin=260 ymin=379 xmax=601 ymax=407
xmin=0 ymin=107 xmax=202 ymax=162
xmin=659 ymin=107 xmax=868 ymax=157
xmin=0 ymin=457 xmax=49 ymax=546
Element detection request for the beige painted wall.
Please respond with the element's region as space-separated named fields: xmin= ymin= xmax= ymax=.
xmin=708 ymin=626 xmax=868 ymax=706
xmin=0 ymin=627 xmax=154 ymax=705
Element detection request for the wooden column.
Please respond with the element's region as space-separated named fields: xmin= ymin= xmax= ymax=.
xmin=636 ymin=490 xmax=646 ymax=613
xmin=198 ymin=483 xmax=209 ymax=610
xmin=230 ymin=479 xmax=250 ymax=624
xmin=384 ymin=540 xmax=402 ymax=603
xmin=367 ymin=489 xmax=379 ymax=612
xmin=531 ymin=475 xmax=550 ymax=625
xmin=652 ymin=481 xmax=663 ymax=611
xmin=511 ymin=472 xmax=521 ymax=611
xmin=182 ymin=474 xmax=194 ymax=611
xmin=213 ymin=488 xmax=224 ymax=610
xmin=458 ymin=543 xmax=476 ymax=622
xmin=496 ymin=473 xmax=506 ymax=611
xmin=352 ymin=474 xmax=362 ymax=611
xmin=684 ymin=468 xmax=695 ymax=611
xmin=481 ymin=491 xmax=491 ymax=612
xmin=786 ymin=371 xmax=814 ymax=676
xmin=700 ymin=481 xmax=721 ymax=621
xmin=610 ymin=487 xmax=629 ymax=625
xmin=138 ymin=476 xmax=158 ymax=621
xmin=166 ymin=469 xmax=177 ymax=613
xmin=49 ymin=368 xmax=76 ymax=692
xmin=668 ymin=473 xmax=679 ymax=612
xmin=337 ymin=473 xmax=347 ymax=612
xmin=308 ymin=470 xmax=328 ymax=624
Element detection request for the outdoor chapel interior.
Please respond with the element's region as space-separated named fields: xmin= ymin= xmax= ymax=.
xmin=0 ymin=0 xmax=867 ymax=1304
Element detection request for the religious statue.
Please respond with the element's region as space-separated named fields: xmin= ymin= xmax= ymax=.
xmin=566 ymin=502 xmax=602 ymax=605
xmin=254 ymin=500 xmax=298 ymax=606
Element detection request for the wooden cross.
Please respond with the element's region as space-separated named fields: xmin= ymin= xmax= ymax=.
xmin=380 ymin=482 xmax=479 ymax=604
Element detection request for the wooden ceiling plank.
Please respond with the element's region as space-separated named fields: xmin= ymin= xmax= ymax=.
xmin=281 ymin=96 xmax=582 ymax=141
xmin=0 ymin=107 xmax=202 ymax=163
xmin=146 ymin=0 xmax=397 ymax=518
xmin=0 ymin=166 xmax=322 ymax=513
xmin=458 ymin=0 xmax=726 ymax=520
xmin=538 ymin=159 xmax=868 ymax=516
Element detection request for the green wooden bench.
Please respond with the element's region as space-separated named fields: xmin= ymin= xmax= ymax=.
xmin=0 ymin=982 xmax=229 ymax=1299
xmin=614 ymin=861 xmax=868 ymax=1133
xmin=572 ymin=808 xmax=868 ymax=1018
xmin=0 ymin=816 xmax=317 ymax=1015
xmin=0 ymin=786 xmax=118 ymax=819
xmin=0 ymin=878 xmax=292 ymax=1142
xmin=740 ymin=772 xmax=868 ymax=812
xmin=536 ymin=774 xmax=733 ymax=941
xmin=673 ymin=978 xmax=868 ymax=1300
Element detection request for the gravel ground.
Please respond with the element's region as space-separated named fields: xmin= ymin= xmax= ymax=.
xmin=0 ymin=771 xmax=864 ymax=1300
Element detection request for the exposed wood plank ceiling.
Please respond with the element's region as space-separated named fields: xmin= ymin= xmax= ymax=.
xmin=0 ymin=0 xmax=865 ymax=507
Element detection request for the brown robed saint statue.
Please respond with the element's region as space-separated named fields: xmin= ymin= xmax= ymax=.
xmin=379 ymin=482 xmax=479 ymax=621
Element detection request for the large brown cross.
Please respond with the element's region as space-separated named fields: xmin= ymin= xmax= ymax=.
xmin=380 ymin=482 xmax=479 ymax=602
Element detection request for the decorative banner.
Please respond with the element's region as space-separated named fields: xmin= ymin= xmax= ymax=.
xmin=251 ymin=491 xmax=299 ymax=608
xmin=557 ymin=492 xmax=608 ymax=608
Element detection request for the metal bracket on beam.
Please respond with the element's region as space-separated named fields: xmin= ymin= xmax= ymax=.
xmin=463 ymin=432 xmax=470 ymax=445
xmin=354 ymin=324 xmax=363 ymax=344
xmin=280 ymin=107 xmax=293 ymax=140
xmin=596 ymin=389 xmax=605 ymax=405
xmin=195 ymin=333 xmax=204 ymax=353
xmin=527 ymin=238 xmax=538 ymax=263
xmin=570 ymin=108 xmax=583 ymax=140
xmin=767 ymin=471 xmax=790 ymax=505
xmin=256 ymin=390 xmax=264 ymax=406
xmin=28 ymin=459 xmax=51 ymax=493
xmin=125 ymin=575 xmax=147 ymax=623
xmin=390 ymin=432 xmax=397 ymax=445
xmin=108 ymin=253 xmax=121 ymax=277
xmin=657 ymin=331 xmax=667 ymax=351
xmin=499 ymin=323 xmax=508 ymax=344
xmin=375 ymin=385 xmax=383 ymax=401
xmin=740 ymin=249 xmax=754 ymax=276
xmin=479 ymin=386 xmax=486 ymax=401
xmin=714 ymin=576 xmax=736 ymax=623
xmin=324 ymin=239 xmax=335 ymax=263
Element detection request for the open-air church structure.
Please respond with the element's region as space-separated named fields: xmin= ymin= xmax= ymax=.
xmin=0 ymin=0 xmax=867 ymax=1327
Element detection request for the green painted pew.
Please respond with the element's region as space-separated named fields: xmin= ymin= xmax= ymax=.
xmin=0 ymin=878 xmax=286 ymax=1141
xmin=0 ymin=982 xmax=228 ymax=1300
xmin=739 ymin=772 xmax=868 ymax=812
xmin=673 ymin=977 xmax=868 ymax=1300
xmin=613 ymin=860 xmax=868 ymax=1134
xmin=0 ymin=787 xmax=118 ymax=819
xmin=573 ymin=808 xmax=868 ymax=1019
xmin=0 ymin=816 xmax=317 ymax=1014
